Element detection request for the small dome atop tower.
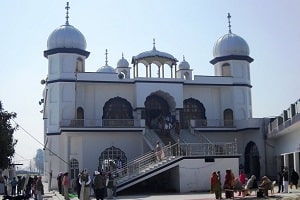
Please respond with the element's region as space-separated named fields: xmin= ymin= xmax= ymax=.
xmin=178 ymin=56 xmax=190 ymax=70
xmin=117 ymin=53 xmax=129 ymax=68
xmin=97 ymin=49 xmax=116 ymax=73
xmin=46 ymin=2 xmax=87 ymax=50
xmin=212 ymin=13 xmax=250 ymax=58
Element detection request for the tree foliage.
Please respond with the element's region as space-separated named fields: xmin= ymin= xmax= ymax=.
xmin=0 ymin=101 xmax=18 ymax=169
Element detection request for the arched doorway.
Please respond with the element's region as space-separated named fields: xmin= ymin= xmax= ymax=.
xmin=98 ymin=146 xmax=127 ymax=172
xmin=145 ymin=94 xmax=170 ymax=129
xmin=244 ymin=141 xmax=260 ymax=178
xmin=102 ymin=96 xmax=133 ymax=127
xmin=180 ymin=98 xmax=206 ymax=129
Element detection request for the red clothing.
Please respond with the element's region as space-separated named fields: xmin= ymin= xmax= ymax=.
xmin=62 ymin=175 xmax=69 ymax=186
xmin=239 ymin=172 xmax=247 ymax=185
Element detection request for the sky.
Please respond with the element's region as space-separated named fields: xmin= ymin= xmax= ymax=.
xmin=0 ymin=0 xmax=300 ymax=169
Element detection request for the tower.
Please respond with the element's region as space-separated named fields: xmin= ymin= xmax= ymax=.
xmin=43 ymin=2 xmax=90 ymax=134
xmin=210 ymin=13 xmax=254 ymax=120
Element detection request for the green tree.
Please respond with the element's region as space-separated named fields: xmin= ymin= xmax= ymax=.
xmin=34 ymin=148 xmax=44 ymax=174
xmin=0 ymin=101 xmax=18 ymax=169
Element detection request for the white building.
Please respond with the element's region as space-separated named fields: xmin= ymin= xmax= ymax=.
xmin=41 ymin=3 xmax=299 ymax=193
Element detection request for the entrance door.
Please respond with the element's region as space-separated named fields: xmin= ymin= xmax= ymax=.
xmin=145 ymin=94 xmax=169 ymax=129
xmin=244 ymin=141 xmax=260 ymax=178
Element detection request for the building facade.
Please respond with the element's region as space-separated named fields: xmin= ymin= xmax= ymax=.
xmin=41 ymin=4 xmax=296 ymax=193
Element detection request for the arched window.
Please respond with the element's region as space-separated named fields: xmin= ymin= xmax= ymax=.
xmin=183 ymin=71 xmax=190 ymax=80
xmin=76 ymin=58 xmax=84 ymax=73
xmin=180 ymin=98 xmax=206 ymax=129
xmin=224 ymin=108 xmax=233 ymax=127
xmin=222 ymin=63 xmax=231 ymax=76
xmin=102 ymin=97 xmax=133 ymax=127
xmin=98 ymin=146 xmax=127 ymax=172
xmin=76 ymin=107 xmax=84 ymax=127
xmin=70 ymin=159 xmax=79 ymax=180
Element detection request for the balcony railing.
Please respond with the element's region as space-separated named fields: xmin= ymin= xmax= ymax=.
xmin=60 ymin=118 xmax=260 ymax=129
xmin=191 ymin=118 xmax=260 ymax=129
xmin=108 ymin=141 xmax=238 ymax=190
xmin=267 ymin=112 xmax=300 ymax=137
xmin=60 ymin=119 xmax=144 ymax=128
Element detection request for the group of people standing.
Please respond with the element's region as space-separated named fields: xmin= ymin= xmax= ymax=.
xmin=2 ymin=175 xmax=43 ymax=200
xmin=57 ymin=168 xmax=117 ymax=200
xmin=277 ymin=167 xmax=299 ymax=193
xmin=210 ymin=169 xmax=259 ymax=199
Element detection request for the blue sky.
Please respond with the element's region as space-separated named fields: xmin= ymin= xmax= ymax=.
xmin=0 ymin=0 xmax=299 ymax=169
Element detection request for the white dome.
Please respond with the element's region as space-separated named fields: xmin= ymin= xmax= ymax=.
xmin=47 ymin=24 xmax=87 ymax=50
xmin=178 ymin=56 xmax=190 ymax=70
xmin=96 ymin=65 xmax=116 ymax=73
xmin=213 ymin=33 xmax=249 ymax=57
xmin=117 ymin=56 xmax=129 ymax=68
xmin=135 ymin=46 xmax=177 ymax=61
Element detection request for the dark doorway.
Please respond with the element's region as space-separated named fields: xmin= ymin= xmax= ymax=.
xmin=244 ymin=141 xmax=260 ymax=178
xmin=145 ymin=94 xmax=169 ymax=129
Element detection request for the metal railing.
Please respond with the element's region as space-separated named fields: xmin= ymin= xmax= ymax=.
xmin=267 ymin=113 xmax=300 ymax=137
xmin=109 ymin=141 xmax=238 ymax=188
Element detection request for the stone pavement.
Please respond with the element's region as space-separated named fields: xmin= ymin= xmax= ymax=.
xmin=2 ymin=182 xmax=300 ymax=200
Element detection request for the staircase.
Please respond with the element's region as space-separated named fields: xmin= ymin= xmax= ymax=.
xmin=113 ymin=142 xmax=182 ymax=192
xmin=112 ymin=129 xmax=238 ymax=193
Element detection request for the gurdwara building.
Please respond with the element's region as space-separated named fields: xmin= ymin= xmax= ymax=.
xmin=41 ymin=3 xmax=300 ymax=193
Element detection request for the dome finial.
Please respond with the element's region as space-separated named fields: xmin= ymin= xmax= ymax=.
xmin=105 ymin=49 xmax=108 ymax=66
xmin=153 ymin=38 xmax=156 ymax=50
xmin=122 ymin=52 xmax=124 ymax=59
xmin=183 ymin=55 xmax=185 ymax=61
xmin=65 ymin=2 xmax=70 ymax=25
xmin=227 ymin=13 xmax=232 ymax=33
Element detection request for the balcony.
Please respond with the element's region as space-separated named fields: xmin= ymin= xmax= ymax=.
xmin=190 ymin=118 xmax=261 ymax=130
xmin=60 ymin=119 xmax=145 ymax=128
xmin=267 ymin=113 xmax=300 ymax=138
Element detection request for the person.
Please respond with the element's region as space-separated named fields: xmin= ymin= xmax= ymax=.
xmin=3 ymin=175 xmax=8 ymax=196
xmin=116 ymin=157 xmax=122 ymax=176
xmin=106 ymin=173 xmax=115 ymax=199
xmin=238 ymin=171 xmax=247 ymax=196
xmin=282 ymin=168 xmax=289 ymax=193
xmin=36 ymin=176 xmax=44 ymax=200
xmin=259 ymin=176 xmax=271 ymax=197
xmin=93 ymin=171 xmax=106 ymax=200
xmin=31 ymin=176 xmax=38 ymax=200
xmin=223 ymin=169 xmax=234 ymax=199
xmin=10 ymin=177 xmax=17 ymax=196
xmin=17 ymin=176 xmax=22 ymax=195
xmin=233 ymin=177 xmax=244 ymax=196
xmin=290 ymin=168 xmax=299 ymax=189
xmin=244 ymin=175 xmax=256 ymax=196
xmin=155 ymin=142 xmax=162 ymax=161
xmin=217 ymin=171 xmax=222 ymax=199
xmin=49 ymin=170 xmax=52 ymax=191
xmin=76 ymin=173 xmax=81 ymax=198
xmin=277 ymin=167 xmax=284 ymax=193
xmin=57 ymin=172 xmax=63 ymax=194
xmin=79 ymin=169 xmax=91 ymax=200
xmin=210 ymin=171 xmax=221 ymax=199
xmin=62 ymin=172 xmax=69 ymax=200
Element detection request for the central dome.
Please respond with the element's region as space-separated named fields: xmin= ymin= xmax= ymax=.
xmin=47 ymin=24 xmax=87 ymax=50
xmin=213 ymin=33 xmax=249 ymax=57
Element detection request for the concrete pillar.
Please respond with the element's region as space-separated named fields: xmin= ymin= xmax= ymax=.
xmin=294 ymin=152 xmax=299 ymax=174
xmin=283 ymin=154 xmax=289 ymax=169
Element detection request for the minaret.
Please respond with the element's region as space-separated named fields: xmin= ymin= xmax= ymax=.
xmin=44 ymin=2 xmax=90 ymax=133
xmin=210 ymin=13 xmax=254 ymax=119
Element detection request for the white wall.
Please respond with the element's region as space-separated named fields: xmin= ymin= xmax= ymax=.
xmin=179 ymin=157 xmax=239 ymax=192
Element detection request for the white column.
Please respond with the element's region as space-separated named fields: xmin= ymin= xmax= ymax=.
xmin=283 ymin=154 xmax=289 ymax=169
xmin=294 ymin=152 xmax=299 ymax=174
